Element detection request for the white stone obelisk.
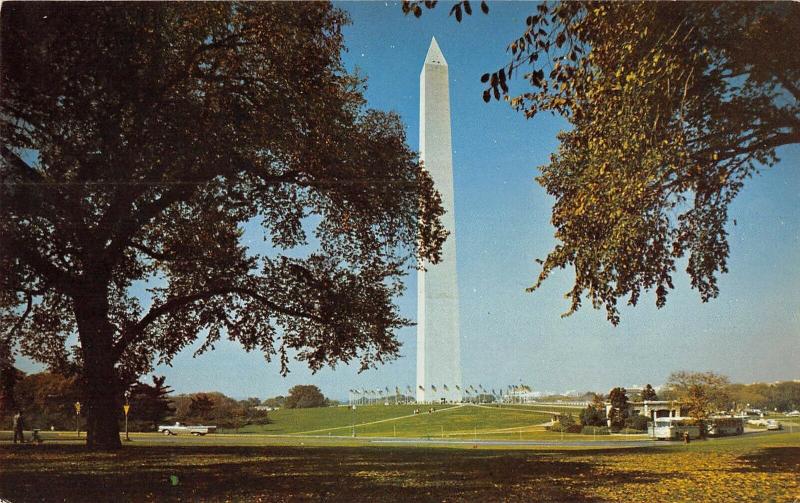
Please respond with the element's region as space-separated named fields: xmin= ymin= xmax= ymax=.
xmin=417 ymin=37 xmax=462 ymax=404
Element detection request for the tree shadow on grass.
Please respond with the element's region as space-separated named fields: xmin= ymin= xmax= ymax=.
xmin=0 ymin=444 xmax=670 ymax=502
xmin=733 ymin=446 xmax=800 ymax=474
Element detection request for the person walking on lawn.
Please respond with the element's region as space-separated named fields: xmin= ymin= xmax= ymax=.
xmin=13 ymin=411 xmax=25 ymax=444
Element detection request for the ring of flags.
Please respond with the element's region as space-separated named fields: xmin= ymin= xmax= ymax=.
xmin=348 ymin=383 xmax=535 ymax=405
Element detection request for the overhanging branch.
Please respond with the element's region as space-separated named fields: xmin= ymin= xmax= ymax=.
xmin=113 ymin=285 xmax=323 ymax=359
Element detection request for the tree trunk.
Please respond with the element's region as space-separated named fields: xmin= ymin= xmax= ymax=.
xmin=0 ymin=340 xmax=19 ymax=417
xmin=74 ymin=287 xmax=122 ymax=450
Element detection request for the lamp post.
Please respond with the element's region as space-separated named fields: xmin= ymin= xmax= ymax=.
xmin=351 ymin=404 xmax=356 ymax=438
xmin=74 ymin=401 xmax=81 ymax=439
xmin=123 ymin=390 xmax=131 ymax=442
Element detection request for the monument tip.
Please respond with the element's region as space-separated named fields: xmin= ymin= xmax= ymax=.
xmin=424 ymin=36 xmax=447 ymax=66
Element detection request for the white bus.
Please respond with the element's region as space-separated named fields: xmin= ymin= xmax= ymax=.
xmin=650 ymin=417 xmax=701 ymax=440
xmin=707 ymin=417 xmax=744 ymax=437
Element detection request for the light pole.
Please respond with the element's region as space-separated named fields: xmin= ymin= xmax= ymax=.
xmin=74 ymin=401 xmax=81 ymax=439
xmin=123 ymin=390 xmax=131 ymax=442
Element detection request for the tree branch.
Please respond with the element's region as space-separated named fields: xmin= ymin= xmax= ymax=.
xmin=1 ymin=235 xmax=79 ymax=295
xmin=5 ymin=291 xmax=33 ymax=338
xmin=130 ymin=242 xmax=178 ymax=262
xmin=113 ymin=285 xmax=323 ymax=359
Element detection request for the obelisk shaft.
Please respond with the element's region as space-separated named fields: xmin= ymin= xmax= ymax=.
xmin=417 ymin=38 xmax=461 ymax=404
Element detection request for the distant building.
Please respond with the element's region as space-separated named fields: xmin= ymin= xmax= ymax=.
xmin=605 ymin=400 xmax=687 ymax=425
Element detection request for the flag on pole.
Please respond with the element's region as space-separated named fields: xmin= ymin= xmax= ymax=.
xmin=443 ymin=384 xmax=449 ymax=391
xmin=419 ymin=385 xmax=424 ymax=391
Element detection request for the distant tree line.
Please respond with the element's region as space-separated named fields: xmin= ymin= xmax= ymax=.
xmin=1 ymin=370 xmax=341 ymax=432
xmin=264 ymin=385 xmax=338 ymax=409
xmin=170 ymin=392 xmax=269 ymax=431
xmin=577 ymin=373 xmax=800 ymax=435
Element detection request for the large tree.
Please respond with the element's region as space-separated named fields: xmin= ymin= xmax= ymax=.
xmin=128 ymin=375 xmax=174 ymax=431
xmin=408 ymin=1 xmax=800 ymax=324
xmin=664 ymin=371 xmax=731 ymax=416
xmin=13 ymin=371 xmax=82 ymax=430
xmin=607 ymin=387 xmax=628 ymax=430
xmin=0 ymin=2 xmax=446 ymax=449
xmin=284 ymin=384 xmax=327 ymax=409
xmin=641 ymin=384 xmax=658 ymax=402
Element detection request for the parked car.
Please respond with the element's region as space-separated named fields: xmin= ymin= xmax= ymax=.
xmin=158 ymin=422 xmax=217 ymax=436
xmin=766 ymin=420 xmax=782 ymax=431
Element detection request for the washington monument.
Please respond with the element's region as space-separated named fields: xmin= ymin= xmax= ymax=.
xmin=417 ymin=37 xmax=462 ymax=404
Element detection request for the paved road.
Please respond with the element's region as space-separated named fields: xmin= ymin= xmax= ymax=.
xmin=367 ymin=437 xmax=662 ymax=448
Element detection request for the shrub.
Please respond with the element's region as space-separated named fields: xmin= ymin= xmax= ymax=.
xmin=624 ymin=415 xmax=649 ymax=431
xmin=579 ymin=406 xmax=607 ymax=426
xmin=547 ymin=420 xmax=582 ymax=433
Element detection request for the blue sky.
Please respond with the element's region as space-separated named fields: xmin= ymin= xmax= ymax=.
xmin=19 ymin=2 xmax=800 ymax=399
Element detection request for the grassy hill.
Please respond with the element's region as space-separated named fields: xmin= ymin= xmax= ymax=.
xmin=225 ymin=404 xmax=448 ymax=435
xmin=225 ymin=403 xmax=555 ymax=438
xmin=351 ymin=404 xmax=552 ymax=438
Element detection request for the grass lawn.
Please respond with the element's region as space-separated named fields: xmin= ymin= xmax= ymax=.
xmin=0 ymin=431 xmax=797 ymax=502
xmin=223 ymin=403 xmax=457 ymax=435
xmin=224 ymin=403 xmax=553 ymax=438
xmin=500 ymin=403 xmax=587 ymax=414
xmin=304 ymin=404 xmax=552 ymax=438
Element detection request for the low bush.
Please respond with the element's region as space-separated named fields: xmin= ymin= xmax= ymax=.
xmin=546 ymin=421 xmax=582 ymax=433
xmin=624 ymin=415 xmax=649 ymax=431
xmin=579 ymin=406 xmax=607 ymax=427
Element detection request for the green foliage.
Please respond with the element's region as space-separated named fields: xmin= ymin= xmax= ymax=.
xmin=726 ymin=381 xmax=800 ymax=412
xmin=11 ymin=372 xmax=81 ymax=430
xmin=579 ymin=405 xmax=606 ymax=427
xmin=127 ymin=375 xmax=174 ymax=432
xmin=188 ymin=394 xmax=215 ymax=421
xmin=285 ymin=385 xmax=326 ymax=409
xmin=0 ymin=2 xmax=446 ymax=449
xmin=548 ymin=412 xmax=582 ymax=433
xmin=642 ymin=384 xmax=658 ymax=401
xmin=624 ymin=415 xmax=649 ymax=431
xmin=0 ymin=355 xmax=23 ymax=419
xmin=402 ymin=1 xmax=490 ymax=22
xmin=171 ymin=391 xmax=264 ymax=430
xmin=666 ymin=371 xmax=731 ymax=417
xmin=607 ymin=387 xmax=628 ymax=430
xmin=411 ymin=1 xmax=800 ymax=324
xmin=511 ymin=2 xmax=800 ymax=324
xmin=548 ymin=421 xmax=581 ymax=434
